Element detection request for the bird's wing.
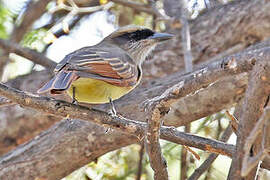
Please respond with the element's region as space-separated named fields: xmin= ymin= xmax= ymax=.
xmin=55 ymin=46 xmax=139 ymax=87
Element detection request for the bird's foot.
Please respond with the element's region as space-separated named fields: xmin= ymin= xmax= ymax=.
xmin=108 ymin=98 xmax=117 ymax=117
xmin=72 ymin=86 xmax=78 ymax=105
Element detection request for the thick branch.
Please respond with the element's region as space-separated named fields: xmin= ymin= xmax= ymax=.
xmin=228 ymin=58 xmax=270 ymax=179
xmin=241 ymin=107 xmax=270 ymax=176
xmin=0 ymin=83 xmax=235 ymax=179
xmin=0 ymin=1 xmax=270 ymax=178
xmin=150 ymin=0 xmax=270 ymax=78
xmin=0 ymin=83 xmax=234 ymax=156
xmin=0 ymin=119 xmax=135 ymax=180
xmin=143 ymin=47 xmax=270 ymax=116
xmin=0 ymin=44 xmax=269 ymax=179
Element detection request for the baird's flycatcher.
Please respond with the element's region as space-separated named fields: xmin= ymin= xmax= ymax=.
xmin=38 ymin=26 xmax=173 ymax=112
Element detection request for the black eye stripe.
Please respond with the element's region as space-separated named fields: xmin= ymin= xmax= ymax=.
xmin=128 ymin=29 xmax=154 ymax=41
xmin=117 ymin=29 xmax=154 ymax=42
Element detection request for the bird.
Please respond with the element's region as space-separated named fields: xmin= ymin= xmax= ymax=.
xmin=37 ymin=26 xmax=173 ymax=114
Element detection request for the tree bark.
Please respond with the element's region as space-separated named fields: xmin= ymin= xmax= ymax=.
xmin=0 ymin=0 xmax=270 ymax=179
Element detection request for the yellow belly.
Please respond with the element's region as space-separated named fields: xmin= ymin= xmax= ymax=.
xmin=67 ymin=78 xmax=135 ymax=104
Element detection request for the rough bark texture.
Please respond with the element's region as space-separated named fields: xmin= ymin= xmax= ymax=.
xmin=0 ymin=119 xmax=134 ymax=180
xmin=0 ymin=0 xmax=270 ymax=179
xmin=228 ymin=59 xmax=270 ymax=179
xmin=1 ymin=0 xmax=269 ymax=155
xmin=0 ymin=42 xmax=269 ymax=179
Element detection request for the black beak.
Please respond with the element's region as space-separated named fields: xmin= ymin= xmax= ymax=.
xmin=148 ymin=32 xmax=174 ymax=42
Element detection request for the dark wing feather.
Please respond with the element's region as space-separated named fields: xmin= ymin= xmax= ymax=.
xmin=37 ymin=71 xmax=77 ymax=94
xmin=55 ymin=45 xmax=139 ymax=87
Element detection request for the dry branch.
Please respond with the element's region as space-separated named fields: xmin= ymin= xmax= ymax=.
xmin=0 ymin=119 xmax=135 ymax=179
xmin=143 ymin=47 xmax=270 ymax=117
xmin=146 ymin=108 xmax=169 ymax=180
xmin=0 ymin=82 xmax=235 ymax=179
xmin=241 ymin=107 xmax=270 ymax=176
xmin=10 ymin=0 xmax=52 ymax=43
xmin=1 ymin=45 xmax=270 ymax=179
xmin=111 ymin=0 xmax=155 ymax=15
xmin=188 ymin=126 xmax=232 ymax=180
xmin=187 ymin=104 xmax=243 ymax=180
xmin=0 ymin=1 xmax=270 ymax=179
xmin=0 ymin=82 xmax=234 ymax=156
xmin=136 ymin=143 xmax=144 ymax=180
xmin=228 ymin=57 xmax=270 ymax=179
xmin=0 ymin=39 xmax=56 ymax=70
xmin=0 ymin=45 xmax=269 ymax=179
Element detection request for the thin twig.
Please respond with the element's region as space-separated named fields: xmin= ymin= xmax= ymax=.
xmin=10 ymin=0 xmax=52 ymax=43
xmin=179 ymin=0 xmax=193 ymax=72
xmin=188 ymin=125 xmax=233 ymax=180
xmin=136 ymin=143 xmax=145 ymax=180
xmin=203 ymin=118 xmax=222 ymax=180
xmin=146 ymin=107 xmax=169 ymax=180
xmin=225 ymin=110 xmax=239 ymax=135
xmin=111 ymin=0 xmax=170 ymax=21
xmin=49 ymin=1 xmax=114 ymax=34
xmin=50 ymin=1 xmax=114 ymax=14
xmin=0 ymin=38 xmax=56 ymax=70
xmin=111 ymin=0 xmax=155 ymax=15
xmin=179 ymin=1 xmax=193 ymax=178
xmin=187 ymin=105 xmax=242 ymax=180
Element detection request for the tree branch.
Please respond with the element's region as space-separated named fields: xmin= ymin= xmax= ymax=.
xmin=0 ymin=119 xmax=136 ymax=180
xmin=136 ymin=143 xmax=144 ymax=180
xmin=0 ymin=82 xmax=235 ymax=179
xmin=241 ymin=107 xmax=270 ymax=176
xmin=0 ymin=82 xmax=234 ymax=156
xmin=10 ymin=0 xmax=52 ymax=43
xmin=228 ymin=57 xmax=270 ymax=179
xmin=0 ymin=39 xmax=56 ymax=70
xmin=0 ymin=0 xmax=52 ymax=76
xmin=143 ymin=47 xmax=270 ymax=117
xmin=146 ymin=107 xmax=169 ymax=180
xmin=0 ymin=43 xmax=269 ymax=179
xmin=188 ymin=126 xmax=232 ymax=180
xmin=187 ymin=103 xmax=243 ymax=180
xmin=110 ymin=0 xmax=155 ymax=15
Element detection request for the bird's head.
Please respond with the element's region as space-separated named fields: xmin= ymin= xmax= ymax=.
xmin=104 ymin=26 xmax=174 ymax=66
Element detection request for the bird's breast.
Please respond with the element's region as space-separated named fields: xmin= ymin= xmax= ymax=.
xmin=67 ymin=78 xmax=135 ymax=104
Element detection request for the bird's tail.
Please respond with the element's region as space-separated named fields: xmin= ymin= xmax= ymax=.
xmin=37 ymin=71 xmax=77 ymax=94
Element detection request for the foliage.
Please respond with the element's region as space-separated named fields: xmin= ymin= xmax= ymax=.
xmin=22 ymin=28 xmax=48 ymax=52
xmin=0 ymin=3 xmax=14 ymax=39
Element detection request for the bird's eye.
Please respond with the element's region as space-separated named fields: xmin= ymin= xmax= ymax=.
xmin=114 ymin=29 xmax=154 ymax=44
xmin=130 ymin=29 xmax=154 ymax=41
